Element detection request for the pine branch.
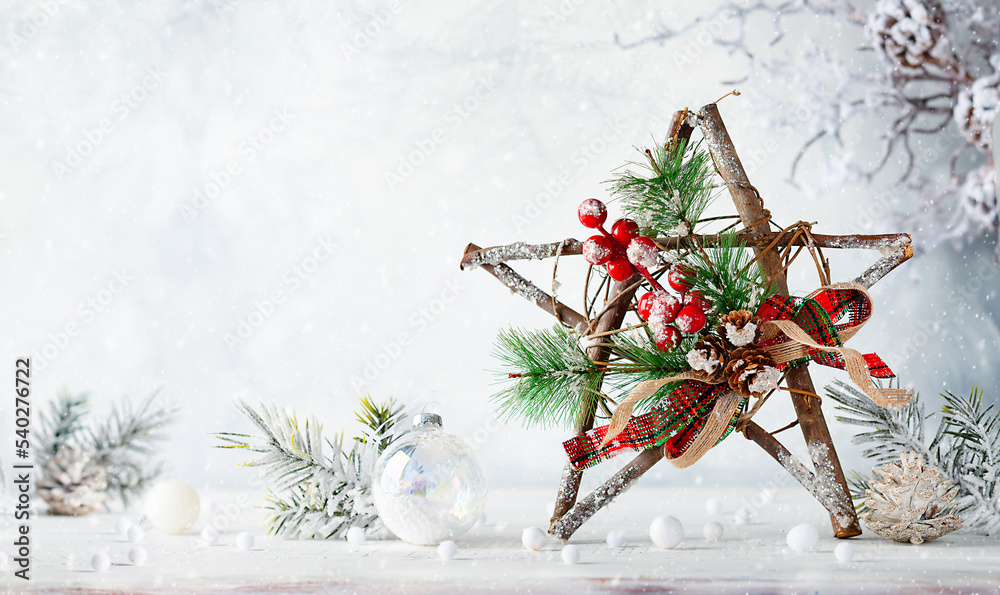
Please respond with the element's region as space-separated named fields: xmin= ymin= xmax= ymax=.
xmin=940 ymin=389 xmax=1000 ymax=534
xmin=679 ymin=233 xmax=775 ymax=316
xmin=491 ymin=325 xmax=603 ymax=428
xmin=828 ymin=381 xmax=1000 ymax=533
xmin=36 ymin=389 xmax=89 ymax=461
xmin=601 ymin=331 xmax=696 ymax=412
xmin=611 ymin=138 xmax=717 ymax=236
xmin=216 ymin=398 xmax=403 ymax=539
xmin=88 ymin=390 xmax=180 ymax=503
xmin=825 ymin=380 xmax=935 ymax=465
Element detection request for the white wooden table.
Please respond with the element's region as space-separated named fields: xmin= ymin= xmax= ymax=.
xmin=7 ymin=486 xmax=1000 ymax=594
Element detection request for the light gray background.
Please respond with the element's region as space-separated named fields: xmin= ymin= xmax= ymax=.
xmin=1 ymin=1 xmax=996 ymax=498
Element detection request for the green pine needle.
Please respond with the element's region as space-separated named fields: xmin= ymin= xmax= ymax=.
xmin=491 ymin=325 xmax=603 ymax=429
xmin=36 ymin=389 xmax=90 ymax=460
xmin=677 ymin=233 xmax=775 ymax=316
xmin=602 ymin=331 xmax=696 ymax=413
xmin=610 ymin=138 xmax=717 ymax=236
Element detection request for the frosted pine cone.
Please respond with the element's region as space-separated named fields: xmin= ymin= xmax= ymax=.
xmin=716 ymin=310 xmax=761 ymax=349
xmin=724 ymin=346 xmax=781 ymax=399
xmin=36 ymin=446 xmax=110 ymax=516
xmin=954 ymin=69 xmax=1000 ymax=153
xmin=862 ymin=451 xmax=962 ymax=545
xmin=866 ymin=0 xmax=953 ymax=70
xmin=686 ymin=334 xmax=729 ymax=382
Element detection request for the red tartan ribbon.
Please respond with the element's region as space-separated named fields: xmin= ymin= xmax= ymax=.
xmin=563 ymin=283 xmax=905 ymax=471
xmin=756 ymin=284 xmax=896 ymax=378
xmin=563 ymin=382 xmax=739 ymax=470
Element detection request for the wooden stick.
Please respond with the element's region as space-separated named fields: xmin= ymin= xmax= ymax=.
xmin=549 ymin=110 xmax=695 ymax=533
xmin=461 ymin=232 xmax=912 ymax=270
xmin=550 ymin=275 xmax=640 ymax=528
xmin=549 ymin=447 xmax=664 ymax=540
xmin=699 ymin=103 xmax=862 ymax=538
xmin=462 ymin=243 xmax=587 ymax=329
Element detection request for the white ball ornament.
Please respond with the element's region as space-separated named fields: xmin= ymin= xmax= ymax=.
xmin=127 ymin=525 xmax=145 ymax=543
xmin=201 ymin=526 xmax=219 ymax=546
xmin=437 ymin=540 xmax=457 ymax=560
xmin=128 ymin=546 xmax=148 ymax=565
xmin=91 ymin=552 xmax=111 ymax=572
xmin=703 ymin=521 xmax=724 ymax=542
xmin=786 ymin=523 xmax=819 ymax=552
xmin=560 ymin=544 xmax=580 ymax=564
xmin=144 ymin=480 xmax=200 ymax=534
xmin=649 ymin=515 xmax=684 ymax=549
xmin=521 ymin=526 xmax=547 ymax=551
xmin=346 ymin=526 xmax=367 ymax=545
xmin=236 ymin=532 xmax=255 ymax=550
xmin=834 ymin=541 xmax=855 ymax=562
xmin=605 ymin=530 xmax=625 ymax=548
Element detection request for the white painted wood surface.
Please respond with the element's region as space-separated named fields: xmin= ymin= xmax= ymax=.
xmin=8 ymin=486 xmax=1000 ymax=593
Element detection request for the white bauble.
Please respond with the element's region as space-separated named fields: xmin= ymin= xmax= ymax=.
xmin=786 ymin=523 xmax=819 ymax=552
xmin=649 ymin=515 xmax=684 ymax=549
xmin=521 ymin=527 xmax=546 ymax=551
xmin=145 ymin=480 xmax=200 ymax=534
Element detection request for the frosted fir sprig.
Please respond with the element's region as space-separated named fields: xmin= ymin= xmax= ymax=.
xmin=215 ymin=397 xmax=406 ymax=539
xmin=827 ymin=380 xmax=1000 ymax=534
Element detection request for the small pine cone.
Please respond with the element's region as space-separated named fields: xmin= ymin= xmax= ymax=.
xmin=725 ymin=346 xmax=781 ymax=399
xmin=953 ymin=72 xmax=1000 ymax=152
xmin=686 ymin=334 xmax=729 ymax=382
xmin=865 ymin=0 xmax=953 ymax=71
xmin=717 ymin=310 xmax=762 ymax=349
xmin=36 ymin=446 xmax=110 ymax=516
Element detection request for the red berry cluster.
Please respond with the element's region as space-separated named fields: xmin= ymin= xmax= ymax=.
xmin=578 ymin=199 xmax=710 ymax=352
xmin=578 ymin=199 xmax=642 ymax=282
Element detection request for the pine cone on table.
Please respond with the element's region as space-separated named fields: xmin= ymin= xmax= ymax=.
xmin=36 ymin=446 xmax=110 ymax=516
xmin=716 ymin=310 xmax=762 ymax=349
xmin=862 ymin=451 xmax=962 ymax=544
xmin=724 ymin=346 xmax=781 ymax=399
xmin=685 ymin=334 xmax=729 ymax=383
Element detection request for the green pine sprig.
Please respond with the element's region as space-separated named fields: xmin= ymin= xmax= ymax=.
xmin=37 ymin=389 xmax=89 ymax=460
xmin=610 ymin=138 xmax=717 ymax=236
xmin=677 ymin=233 xmax=775 ymax=315
xmin=491 ymin=325 xmax=603 ymax=428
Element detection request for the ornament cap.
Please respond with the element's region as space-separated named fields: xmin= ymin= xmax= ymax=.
xmin=414 ymin=412 xmax=443 ymax=429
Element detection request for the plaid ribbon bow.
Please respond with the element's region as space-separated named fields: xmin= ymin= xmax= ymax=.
xmin=562 ymin=282 xmax=908 ymax=471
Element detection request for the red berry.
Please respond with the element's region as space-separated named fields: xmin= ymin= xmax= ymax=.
xmin=649 ymin=292 xmax=681 ymax=324
xmin=684 ymin=291 xmax=712 ymax=312
xmin=626 ymin=236 xmax=659 ymax=269
xmin=578 ymin=199 xmax=607 ymax=229
xmin=653 ymin=325 xmax=682 ymax=352
xmin=582 ymin=235 xmax=613 ymax=265
xmin=675 ymin=305 xmax=707 ymax=334
xmin=637 ymin=291 xmax=656 ymax=321
xmin=611 ymin=218 xmax=639 ymax=244
xmin=606 ymin=258 xmax=634 ymax=281
xmin=668 ymin=265 xmax=693 ymax=293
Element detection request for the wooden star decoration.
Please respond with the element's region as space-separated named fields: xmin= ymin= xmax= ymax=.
xmin=460 ymin=104 xmax=913 ymax=540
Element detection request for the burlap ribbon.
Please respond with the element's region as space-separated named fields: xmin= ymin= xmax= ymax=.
xmin=563 ymin=282 xmax=912 ymax=471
